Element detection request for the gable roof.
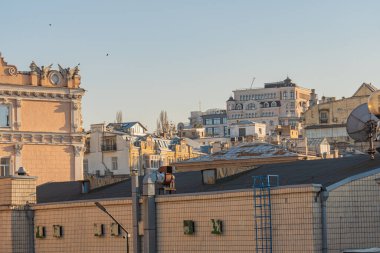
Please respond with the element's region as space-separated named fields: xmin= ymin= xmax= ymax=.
xmin=352 ymin=83 xmax=377 ymax=97
xmin=107 ymin=122 xmax=148 ymax=132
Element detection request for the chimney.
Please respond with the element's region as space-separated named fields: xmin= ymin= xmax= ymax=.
xmin=0 ymin=167 xmax=37 ymax=206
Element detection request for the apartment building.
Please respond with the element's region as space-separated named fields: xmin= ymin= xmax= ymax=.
xmin=226 ymin=77 xmax=312 ymax=135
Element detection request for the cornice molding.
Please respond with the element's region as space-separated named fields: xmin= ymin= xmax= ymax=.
xmin=0 ymin=131 xmax=85 ymax=145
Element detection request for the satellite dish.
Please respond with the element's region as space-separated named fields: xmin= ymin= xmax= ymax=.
xmin=346 ymin=103 xmax=378 ymax=159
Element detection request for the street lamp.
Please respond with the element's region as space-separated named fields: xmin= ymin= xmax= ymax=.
xmin=94 ymin=202 xmax=130 ymax=253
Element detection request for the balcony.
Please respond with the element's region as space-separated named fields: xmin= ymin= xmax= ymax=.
xmin=101 ymin=144 xmax=117 ymax=152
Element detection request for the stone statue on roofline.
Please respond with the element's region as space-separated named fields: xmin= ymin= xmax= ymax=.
xmin=29 ymin=61 xmax=41 ymax=74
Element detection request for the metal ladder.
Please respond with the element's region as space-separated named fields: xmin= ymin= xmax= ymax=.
xmin=253 ymin=175 xmax=279 ymax=253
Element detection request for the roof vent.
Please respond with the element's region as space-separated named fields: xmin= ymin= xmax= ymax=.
xmin=202 ymin=169 xmax=216 ymax=184
xmin=16 ymin=167 xmax=27 ymax=176
xmin=81 ymin=180 xmax=90 ymax=194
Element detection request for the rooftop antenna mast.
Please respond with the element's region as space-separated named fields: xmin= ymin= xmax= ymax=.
xmin=250 ymin=77 xmax=256 ymax=89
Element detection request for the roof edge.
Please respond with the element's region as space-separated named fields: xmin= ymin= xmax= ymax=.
xmin=326 ymin=167 xmax=380 ymax=192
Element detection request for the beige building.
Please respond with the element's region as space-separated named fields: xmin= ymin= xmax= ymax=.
xmin=1 ymin=155 xmax=380 ymax=252
xmin=227 ymin=77 xmax=312 ymax=135
xmin=303 ymin=83 xmax=376 ymax=143
xmin=0 ymin=53 xmax=85 ymax=185
xmin=85 ymin=123 xmax=203 ymax=175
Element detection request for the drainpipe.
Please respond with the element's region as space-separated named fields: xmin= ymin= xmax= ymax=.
xmin=142 ymin=171 xmax=157 ymax=253
xmin=320 ymin=187 xmax=329 ymax=253
xmin=131 ymin=168 xmax=141 ymax=253
xmin=25 ymin=205 xmax=35 ymax=253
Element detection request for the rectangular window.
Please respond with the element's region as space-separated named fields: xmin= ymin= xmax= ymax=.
xmin=213 ymin=118 xmax=221 ymax=125
xmin=290 ymin=91 xmax=294 ymax=99
xmin=0 ymin=158 xmax=10 ymax=176
xmin=320 ymin=111 xmax=329 ymax=124
xmin=102 ymin=137 xmax=117 ymax=151
xmin=239 ymin=128 xmax=246 ymax=137
xmin=0 ymin=105 xmax=10 ymax=127
xmin=205 ymin=119 xmax=212 ymax=125
xmin=222 ymin=117 xmax=227 ymax=124
xmin=224 ymin=126 xmax=228 ymax=136
xmin=213 ymin=127 xmax=220 ymax=134
xmin=206 ymin=128 xmax=213 ymax=135
xmin=83 ymin=159 xmax=89 ymax=174
xmin=111 ymin=157 xmax=118 ymax=170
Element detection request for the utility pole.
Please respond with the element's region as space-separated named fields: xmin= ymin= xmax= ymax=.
xmin=131 ymin=168 xmax=141 ymax=253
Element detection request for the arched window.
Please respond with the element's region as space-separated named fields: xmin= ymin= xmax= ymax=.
xmin=263 ymin=102 xmax=269 ymax=108
xmin=271 ymin=101 xmax=277 ymax=107
xmin=235 ymin=104 xmax=243 ymax=110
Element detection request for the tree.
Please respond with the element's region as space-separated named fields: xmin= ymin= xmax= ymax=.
xmin=116 ymin=111 xmax=123 ymax=123
xmin=156 ymin=110 xmax=170 ymax=136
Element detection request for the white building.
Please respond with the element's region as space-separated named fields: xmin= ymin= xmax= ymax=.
xmin=229 ymin=120 xmax=266 ymax=140
xmin=84 ymin=123 xmax=131 ymax=176
xmin=107 ymin=121 xmax=147 ymax=136
xmin=227 ymin=77 xmax=312 ymax=135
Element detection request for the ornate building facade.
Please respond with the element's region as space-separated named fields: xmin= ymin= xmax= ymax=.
xmin=0 ymin=53 xmax=85 ymax=185
xmin=226 ymin=77 xmax=312 ymax=135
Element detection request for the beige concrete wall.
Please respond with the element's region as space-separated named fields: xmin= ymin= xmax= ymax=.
xmin=0 ymin=208 xmax=12 ymax=253
xmin=20 ymin=100 xmax=71 ymax=133
xmin=327 ymin=173 xmax=380 ymax=253
xmin=22 ymin=145 xmax=74 ymax=185
xmin=33 ymin=199 xmax=133 ymax=253
xmin=156 ymin=186 xmax=321 ymax=253
xmin=30 ymin=186 xmax=321 ymax=253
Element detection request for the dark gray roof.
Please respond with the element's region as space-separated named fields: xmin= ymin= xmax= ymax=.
xmin=37 ymin=154 xmax=380 ymax=204
xmin=107 ymin=122 xmax=147 ymax=131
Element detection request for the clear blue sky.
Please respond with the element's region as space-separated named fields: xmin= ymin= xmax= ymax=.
xmin=2 ymin=1 xmax=380 ymax=131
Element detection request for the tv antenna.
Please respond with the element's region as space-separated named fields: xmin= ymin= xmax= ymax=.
xmin=250 ymin=77 xmax=256 ymax=89
xmin=346 ymin=103 xmax=379 ymax=159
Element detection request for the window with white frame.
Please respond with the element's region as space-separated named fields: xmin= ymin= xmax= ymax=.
xmin=0 ymin=105 xmax=10 ymax=127
xmin=0 ymin=158 xmax=10 ymax=176
xmin=111 ymin=157 xmax=118 ymax=170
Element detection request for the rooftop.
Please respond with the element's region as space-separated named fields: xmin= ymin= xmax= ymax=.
xmin=37 ymin=154 xmax=380 ymax=204
xmin=181 ymin=142 xmax=297 ymax=163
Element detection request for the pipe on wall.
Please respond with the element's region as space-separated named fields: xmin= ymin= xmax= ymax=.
xmin=320 ymin=187 xmax=329 ymax=253
xmin=142 ymin=172 xmax=157 ymax=253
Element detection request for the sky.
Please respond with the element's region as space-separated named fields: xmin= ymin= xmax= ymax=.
xmin=1 ymin=1 xmax=380 ymax=131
